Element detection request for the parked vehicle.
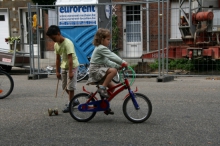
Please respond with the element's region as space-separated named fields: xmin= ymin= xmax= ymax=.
xmin=142 ymin=0 xmax=220 ymax=60
xmin=0 ymin=40 xmax=30 ymax=72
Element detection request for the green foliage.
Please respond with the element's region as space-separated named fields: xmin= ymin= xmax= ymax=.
xmin=149 ymin=61 xmax=159 ymax=70
xmin=129 ymin=64 xmax=137 ymax=70
xmin=5 ymin=36 xmax=20 ymax=45
xmin=215 ymin=60 xmax=220 ymax=71
xmin=112 ymin=15 xmax=119 ymax=50
xmin=192 ymin=59 xmax=220 ymax=71
xmin=149 ymin=58 xmax=194 ymax=71
xmin=144 ymin=58 xmax=220 ymax=72
xmin=168 ymin=59 xmax=194 ymax=71
xmin=31 ymin=0 xmax=56 ymax=5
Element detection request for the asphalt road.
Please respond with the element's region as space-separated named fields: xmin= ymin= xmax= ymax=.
xmin=0 ymin=73 xmax=220 ymax=146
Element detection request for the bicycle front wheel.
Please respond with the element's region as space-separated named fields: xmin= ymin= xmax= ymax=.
xmin=123 ymin=93 xmax=152 ymax=123
xmin=0 ymin=70 xmax=14 ymax=99
xmin=69 ymin=93 xmax=96 ymax=122
xmin=77 ymin=64 xmax=89 ymax=82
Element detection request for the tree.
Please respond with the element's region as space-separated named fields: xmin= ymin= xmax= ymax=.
xmin=112 ymin=15 xmax=119 ymax=50
xmin=31 ymin=0 xmax=56 ymax=5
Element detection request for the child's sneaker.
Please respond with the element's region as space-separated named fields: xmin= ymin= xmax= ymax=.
xmin=104 ymin=108 xmax=114 ymax=115
xmin=62 ymin=105 xmax=69 ymax=113
xmin=73 ymin=99 xmax=80 ymax=107
xmin=97 ymin=86 xmax=109 ymax=99
xmin=62 ymin=99 xmax=79 ymax=113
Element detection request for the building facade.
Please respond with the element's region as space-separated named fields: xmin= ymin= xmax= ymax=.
xmin=0 ymin=0 xmax=185 ymax=64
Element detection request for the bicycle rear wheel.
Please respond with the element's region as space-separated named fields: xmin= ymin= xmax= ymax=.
xmin=77 ymin=64 xmax=89 ymax=82
xmin=0 ymin=70 xmax=14 ymax=99
xmin=69 ymin=93 xmax=96 ymax=122
xmin=123 ymin=93 xmax=152 ymax=123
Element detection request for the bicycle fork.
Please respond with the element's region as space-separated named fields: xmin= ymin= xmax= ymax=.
xmin=128 ymin=89 xmax=140 ymax=110
xmin=123 ymin=78 xmax=139 ymax=110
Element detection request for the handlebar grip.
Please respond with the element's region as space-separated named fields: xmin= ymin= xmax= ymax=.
xmin=121 ymin=62 xmax=127 ymax=68
xmin=119 ymin=62 xmax=127 ymax=70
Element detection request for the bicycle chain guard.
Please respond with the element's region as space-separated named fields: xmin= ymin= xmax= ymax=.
xmin=78 ymin=100 xmax=110 ymax=112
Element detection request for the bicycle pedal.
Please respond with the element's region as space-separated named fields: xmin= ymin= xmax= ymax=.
xmin=100 ymin=95 xmax=109 ymax=100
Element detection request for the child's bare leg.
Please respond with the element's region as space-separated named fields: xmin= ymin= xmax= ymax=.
xmin=65 ymin=89 xmax=72 ymax=101
xmin=98 ymin=68 xmax=117 ymax=99
xmin=104 ymin=81 xmax=115 ymax=115
xmin=99 ymin=69 xmax=116 ymax=115
xmin=68 ymin=90 xmax=74 ymax=101
xmin=107 ymin=82 xmax=116 ymax=92
xmin=102 ymin=68 xmax=117 ymax=87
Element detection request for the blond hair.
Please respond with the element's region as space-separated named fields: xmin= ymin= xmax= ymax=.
xmin=93 ymin=28 xmax=111 ymax=46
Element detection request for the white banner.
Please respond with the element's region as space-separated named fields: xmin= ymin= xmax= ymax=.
xmin=58 ymin=5 xmax=97 ymax=26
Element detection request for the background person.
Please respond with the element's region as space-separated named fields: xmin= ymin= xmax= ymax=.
xmin=46 ymin=25 xmax=79 ymax=113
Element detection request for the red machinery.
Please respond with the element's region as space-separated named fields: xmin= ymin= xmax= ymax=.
xmin=142 ymin=0 xmax=220 ymax=60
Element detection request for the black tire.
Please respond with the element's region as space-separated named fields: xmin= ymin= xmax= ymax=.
xmin=112 ymin=72 xmax=120 ymax=83
xmin=0 ymin=70 xmax=14 ymax=99
xmin=69 ymin=93 xmax=96 ymax=122
xmin=0 ymin=65 xmax=12 ymax=72
xmin=77 ymin=64 xmax=89 ymax=82
xmin=123 ymin=93 xmax=152 ymax=123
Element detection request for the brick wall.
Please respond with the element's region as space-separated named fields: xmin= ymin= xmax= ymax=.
xmin=111 ymin=0 xmax=172 ymax=53
xmin=1 ymin=0 xmax=183 ymax=53
xmin=43 ymin=11 xmax=54 ymax=51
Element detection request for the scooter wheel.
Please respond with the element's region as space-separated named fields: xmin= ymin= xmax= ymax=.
xmin=54 ymin=108 xmax=58 ymax=115
xmin=48 ymin=108 xmax=53 ymax=116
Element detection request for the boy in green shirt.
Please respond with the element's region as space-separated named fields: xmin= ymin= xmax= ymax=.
xmin=46 ymin=25 xmax=79 ymax=113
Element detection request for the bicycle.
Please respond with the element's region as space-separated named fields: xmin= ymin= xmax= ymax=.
xmin=0 ymin=67 xmax=14 ymax=99
xmin=70 ymin=65 xmax=152 ymax=123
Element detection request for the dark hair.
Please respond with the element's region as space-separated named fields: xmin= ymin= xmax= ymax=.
xmin=93 ymin=28 xmax=111 ymax=46
xmin=46 ymin=25 xmax=61 ymax=36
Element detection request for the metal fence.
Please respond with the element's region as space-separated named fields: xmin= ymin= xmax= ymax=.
xmin=25 ymin=0 xmax=220 ymax=79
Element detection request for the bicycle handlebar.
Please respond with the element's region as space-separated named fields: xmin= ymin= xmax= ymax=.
xmin=118 ymin=66 xmax=136 ymax=86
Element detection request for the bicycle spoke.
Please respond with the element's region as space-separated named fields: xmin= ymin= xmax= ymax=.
xmin=77 ymin=64 xmax=89 ymax=82
xmin=0 ymin=70 xmax=14 ymax=99
xmin=123 ymin=93 xmax=152 ymax=123
xmin=69 ymin=93 xmax=96 ymax=122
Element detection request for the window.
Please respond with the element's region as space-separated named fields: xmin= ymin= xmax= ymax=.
xmin=170 ymin=1 xmax=189 ymax=39
xmin=48 ymin=9 xmax=57 ymax=26
xmin=126 ymin=5 xmax=141 ymax=42
xmin=0 ymin=15 xmax=5 ymax=21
